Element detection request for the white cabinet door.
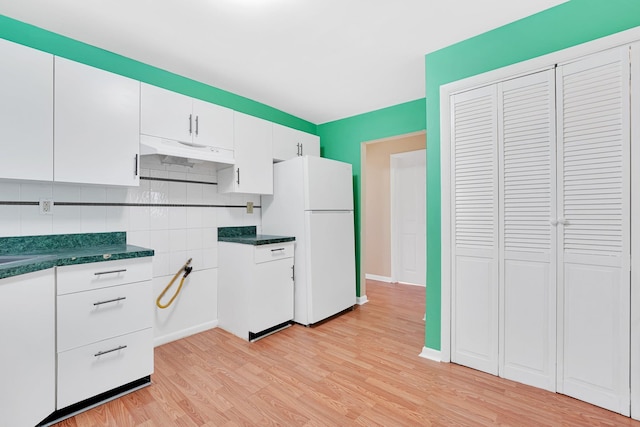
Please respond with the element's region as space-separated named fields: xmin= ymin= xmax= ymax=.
xmin=140 ymin=83 xmax=193 ymax=144
xmin=54 ymin=57 xmax=140 ymax=186
xmin=0 ymin=270 xmax=55 ymax=427
xmin=250 ymin=257 xmax=294 ymax=333
xmin=141 ymin=84 xmax=234 ymax=153
xmin=300 ymin=131 xmax=320 ymax=158
xmin=0 ymin=38 xmax=53 ymax=181
xmin=192 ymin=98 xmax=234 ymax=150
xmin=498 ymin=69 xmax=557 ymax=391
xmin=273 ymin=123 xmax=320 ymax=161
xmin=219 ymin=112 xmax=273 ymax=194
xmin=556 ymin=47 xmax=631 ymax=415
xmin=450 ymin=84 xmax=499 ymax=376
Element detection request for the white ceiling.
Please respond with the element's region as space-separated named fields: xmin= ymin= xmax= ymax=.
xmin=0 ymin=0 xmax=566 ymax=124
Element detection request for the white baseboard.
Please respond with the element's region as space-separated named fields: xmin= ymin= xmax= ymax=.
xmin=356 ymin=295 xmax=369 ymax=305
xmin=154 ymin=320 xmax=218 ymax=347
xmin=419 ymin=346 xmax=442 ymax=362
xmin=365 ymin=274 xmax=393 ymax=283
xmin=398 ymin=281 xmax=426 ymax=287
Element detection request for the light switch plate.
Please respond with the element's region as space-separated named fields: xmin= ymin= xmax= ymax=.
xmin=246 ymin=201 xmax=254 ymax=214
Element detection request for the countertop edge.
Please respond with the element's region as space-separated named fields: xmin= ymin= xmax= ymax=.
xmin=0 ymin=247 xmax=155 ymax=280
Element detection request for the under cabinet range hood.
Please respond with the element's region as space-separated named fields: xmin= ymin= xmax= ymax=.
xmin=140 ymin=134 xmax=234 ymax=168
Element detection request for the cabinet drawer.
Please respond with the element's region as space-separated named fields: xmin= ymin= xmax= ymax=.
xmin=57 ymin=281 xmax=152 ymax=352
xmin=57 ymin=257 xmax=152 ymax=295
xmin=57 ymin=328 xmax=153 ymax=409
xmin=254 ymin=242 xmax=294 ymax=264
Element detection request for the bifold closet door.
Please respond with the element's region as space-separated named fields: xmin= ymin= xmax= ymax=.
xmin=498 ymin=69 xmax=557 ymax=391
xmin=450 ymin=85 xmax=499 ymax=375
xmin=556 ymin=46 xmax=631 ymax=415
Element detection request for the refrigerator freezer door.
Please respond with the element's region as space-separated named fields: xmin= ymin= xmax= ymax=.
xmin=304 ymin=211 xmax=356 ymax=324
xmin=304 ymin=156 xmax=353 ymax=211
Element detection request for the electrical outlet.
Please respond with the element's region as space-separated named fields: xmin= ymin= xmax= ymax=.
xmin=39 ymin=199 xmax=54 ymax=215
xmin=246 ymin=201 xmax=254 ymax=214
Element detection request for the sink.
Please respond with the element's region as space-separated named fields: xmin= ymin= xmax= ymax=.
xmin=0 ymin=255 xmax=39 ymax=265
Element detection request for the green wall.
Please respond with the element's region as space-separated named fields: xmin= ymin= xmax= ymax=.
xmin=317 ymin=99 xmax=427 ymax=296
xmin=0 ymin=14 xmax=315 ymax=134
xmin=425 ymin=0 xmax=640 ymax=350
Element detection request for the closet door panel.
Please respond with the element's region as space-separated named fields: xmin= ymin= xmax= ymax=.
xmin=450 ymin=85 xmax=499 ymax=375
xmin=498 ymin=70 xmax=556 ymax=391
xmin=557 ymin=46 xmax=630 ymax=415
xmin=631 ymin=41 xmax=640 ymax=422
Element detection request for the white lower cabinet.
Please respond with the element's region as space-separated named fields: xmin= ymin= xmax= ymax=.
xmin=218 ymin=242 xmax=294 ymax=340
xmin=55 ymin=257 xmax=153 ymax=409
xmin=0 ymin=269 xmax=55 ymax=427
xmin=57 ymin=328 xmax=153 ymax=409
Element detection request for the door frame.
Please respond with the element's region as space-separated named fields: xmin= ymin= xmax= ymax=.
xmin=439 ymin=26 xmax=640 ymax=366
xmin=390 ymin=149 xmax=426 ymax=286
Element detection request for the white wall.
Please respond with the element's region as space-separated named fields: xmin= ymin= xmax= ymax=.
xmin=0 ymin=155 xmax=261 ymax=346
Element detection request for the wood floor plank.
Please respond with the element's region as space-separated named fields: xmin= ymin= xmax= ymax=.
xmin=51 ymin=280 xmax=640 ymax=426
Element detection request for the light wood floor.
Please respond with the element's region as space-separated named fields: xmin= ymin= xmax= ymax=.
xmin=55 ymin=280 xmax=639 ymax=426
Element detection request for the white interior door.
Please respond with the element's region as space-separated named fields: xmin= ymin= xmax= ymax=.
xmin=556 ymin=46 xmax=631 ymax=415
xmin=450 ymin=85 xmax=499 ymax=375
xmin=498 ymin=69 xmax=557 ymax=391
xmin=391 ymin=149 xmax=426 ymax=286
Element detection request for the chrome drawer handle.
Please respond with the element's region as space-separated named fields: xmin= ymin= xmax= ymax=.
xmin=271 ymin=248 xmax=285 ymax=252
xmin=94 ymin=345 xmax=127 ymax=357
xmin=94 ymin=269 xmax=127 ymax=276
xmin=93 ymin=296 xmax=126 ymax=306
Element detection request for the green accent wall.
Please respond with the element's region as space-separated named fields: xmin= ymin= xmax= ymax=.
xmin=0 ymin=14 xmax=315 ymax=134
xmin=425 ymin=0 xmax=640 ymax=350
xmin=317 ymin=99 xmax=427 ymax=296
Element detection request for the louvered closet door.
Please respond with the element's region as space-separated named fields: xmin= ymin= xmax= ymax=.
xmin=556 ymin=46 xmax=631 ymax=415
xmin=450 ymin=85 xmax=499 ymax=375
xmin=498 ymin=69 xmax=557 ymax=391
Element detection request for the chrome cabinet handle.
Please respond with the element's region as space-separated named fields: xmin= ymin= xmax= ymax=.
xmin=134 ymin=154 xmax=139 ymax=176
xmin=291 ymin=264 xmax=295 ymax=281
xmin=94 ymin=269 xmax=127 ymax=276
xmin=94 ymin=345 xmax=127 ymax=357
xmin=300 ymin=143 xmax=303 ymax=156
xmin=195 ymin=115 xmax=199 ymax=136
xmin=236 ymin=168 xmax=240 ymax=185
xmin=93 ymin=296 xmax=126 ymax=306
xmin=271 ymin=248 xmax=285 ymax=252
xmin=189 ymin=114 xmax=193 ymax=135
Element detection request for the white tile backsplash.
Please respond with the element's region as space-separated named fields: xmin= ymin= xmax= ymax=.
xmin=0 ymin=206 xmax=21 ymax=236
xmin=168 ymin=206 xmax=187 ymax=229
xmin=0 ymin=182 xmax=20 ymax=200
xmin=80 ymin=206 xmax=107 ymax=232
xmin=20 ymin=204 xmax=52 ymax=235
xmin=0 ymin=161 xmax=259 ymax=283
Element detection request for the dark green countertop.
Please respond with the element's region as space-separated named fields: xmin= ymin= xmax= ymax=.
xmin=0 ymin=232 xmax=154 ymax=280
xmin=218 ymin=226 xmax=295 ymax=246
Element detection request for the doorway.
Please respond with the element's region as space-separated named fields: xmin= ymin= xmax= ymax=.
xmin=361 ymin=131 xmax=426 ymax=299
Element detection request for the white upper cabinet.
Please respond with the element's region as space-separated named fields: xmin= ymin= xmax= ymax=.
xmin=54 ymin=57 xmax=140 ymax=186
xmin=140 ymin=83 xmax=193 ymax=144
xmin=218 ymin=112 xmax=273 ymax=195
xmin=272 ymin=123 xmax=320 ymax=161
xmin=0 ymin=38 xmax=53 ymax=181
xmin=140 ymin=83 xmax=234 ymax=152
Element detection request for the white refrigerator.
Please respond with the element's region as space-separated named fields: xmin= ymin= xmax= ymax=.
xmin=261 ymin=156 xmax=356 ymax=325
